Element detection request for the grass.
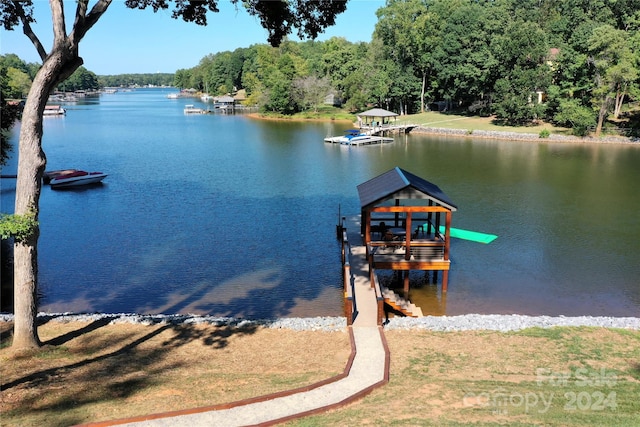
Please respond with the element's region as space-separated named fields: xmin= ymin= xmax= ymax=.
xmin=256 ymin=108 xmax=579 ymax=137
xmin=0 ymin=320 xmax=350 ymax=427
xmin=397 ymin=111 xmax=575 ymax=136
xmin=283 ymin=327 xmax=640 ymax=427
xmin=1 ymin=321 xmax=638 ymax=426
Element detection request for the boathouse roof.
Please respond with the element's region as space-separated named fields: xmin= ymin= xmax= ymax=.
xmin=357 ymin=167 xmax=457 ymax=211
xmin=215 ymin=95 xmax=235 ymax=103
xmin=356 ymin=108 xmax=398 ymax=118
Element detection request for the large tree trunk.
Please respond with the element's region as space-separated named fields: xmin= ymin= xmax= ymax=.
xmin=12 ymin=66 xmax=50 ymax=349
xmin=613 ymin=90 xmax=625 ymax=119
xmin=12 ymin=51 xmax=82 ymax=350
xmin=420 ymin=71 xmax=426 ymax=113
xmin=10 ymin=0 xmax=111 ymax=350
xmin=594 ymin=96 xmax=612 ymax=138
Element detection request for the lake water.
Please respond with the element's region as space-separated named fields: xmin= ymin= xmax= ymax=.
xmin=2 ymin=88 xmax=639 ymax=318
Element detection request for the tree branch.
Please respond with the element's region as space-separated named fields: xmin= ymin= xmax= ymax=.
xmin=50 ymin=0 xmax=67 ymax=49
xmin=71 ymin=0 xmax=112 ymax=43
xmin=72 ymin=0 xmax=88 ymax=35
xmin=12 ymin=0 xmax=47 ymax=60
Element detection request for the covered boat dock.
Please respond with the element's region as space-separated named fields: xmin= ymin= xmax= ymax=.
xmin=339 ymin=167 xmax=457 ymax=322
xmin=357 ymin=167 xmax=457 ymax=297
xmin=356 ymin=108 xmax=418 ymax=135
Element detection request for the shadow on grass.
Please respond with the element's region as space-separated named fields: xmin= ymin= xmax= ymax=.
xmin=44 ymin=317 xmax=114 ymax=346
xmin=1 ymin=320 xmax=260 ymax=426
xmin=631 ymin=361 xmax=640 ymax=380
xmin=2 ymin=321 xmax=260 ymax=390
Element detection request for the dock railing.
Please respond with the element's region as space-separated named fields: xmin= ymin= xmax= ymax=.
xmin=368 ymin=240 xmax=446 ymax=261
xmin=367 ymin=246 xmax=385 ymax=325
xmin=341 ymin=228 xmax=355 ymax=325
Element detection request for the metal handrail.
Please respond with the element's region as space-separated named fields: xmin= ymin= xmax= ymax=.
xmin=341 ymin=228 xmax=355 ymax=325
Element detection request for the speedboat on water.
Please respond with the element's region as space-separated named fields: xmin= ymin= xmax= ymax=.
xmin=49 ymin=170 xmax=107 ymax=188
xmin=324 ymin=129 xmax=369 ymax=143
xmin=324 ymin=129 xmax=394 ymax=145
xmin=340 ymin=132 xmax=374 ymax=145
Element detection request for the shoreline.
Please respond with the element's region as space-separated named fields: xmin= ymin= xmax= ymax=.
xmin=245 ymin=112 xmax=353 ymax=123
xmin=1 ymin=312 xmax=638 ymax=332
xmin=246 ymin=112 xmax=639 ymax=145
xmin=411 ymin=125 xmax=640 ymax=145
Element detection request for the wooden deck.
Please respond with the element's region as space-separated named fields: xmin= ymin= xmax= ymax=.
xmin=341 ymin=216 xmax=427 ymax=325
xmin=360 ymin=123 xmax=418 ymax=135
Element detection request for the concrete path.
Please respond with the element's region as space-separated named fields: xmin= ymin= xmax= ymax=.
xmin=83 ymin=216 xmax=389 ymax=427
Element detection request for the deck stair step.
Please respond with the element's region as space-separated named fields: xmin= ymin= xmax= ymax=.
xmin=381 ymin=286 xmax=423 ymax=318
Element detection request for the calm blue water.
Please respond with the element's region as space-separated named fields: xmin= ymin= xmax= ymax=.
xmin=2 ymin=88 xmax=639 ymax=318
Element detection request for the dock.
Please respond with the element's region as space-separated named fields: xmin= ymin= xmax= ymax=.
xmin=340 ymin=167 xmax=457 ymax=325
xmin=341 ymin=214 xmax=426 ymax=326
xmin=98 ymin=218 xmax=391 ymax=427
xmin=324 ymin=122 xmax=418 ymax=145
xmin=360 ymin=123 xmax=419 ymax=135
xmin=324 ymin=134 xmax=394 ymax=145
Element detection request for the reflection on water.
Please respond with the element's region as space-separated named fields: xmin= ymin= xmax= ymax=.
xmin=2 ymin=88 xmax=639 ymax=318
xmin=378 ymin=271 xmax=448 ymax=317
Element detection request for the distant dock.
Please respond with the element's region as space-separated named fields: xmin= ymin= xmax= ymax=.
xmin=324 ymin=135 xmax=394 ymax=145
xmin=360 ymin=123 xmax=419 ymax=135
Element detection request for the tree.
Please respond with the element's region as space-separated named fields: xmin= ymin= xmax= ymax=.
xmin=263 ymin=52 xmax=299 ymax=114
xmin=1 ymin=54 xmax=35 ymax=99
xmin=374 ymin=0 xmax=424 ymax=110
xmin=57 ymin=66 xmax=99 ymax=92
xmin=1 ymin=64 xmax=21 ymax=166
xmin=173 ymin=68 xmax=192 ymax=89
xmin=6 ymin=67 xmax=31 ymax=99
xmin=292 ymin=75 xmax=333 ymax=112
xmin=588 ymin=25 xmax=632 ymax=136
xmin=0 ymin=0 xmax=347 ymax=351
xmin=492 ymin=20 xmax=551 ymax=124
xmin=553 ymin=98 xmax=595 ymax=136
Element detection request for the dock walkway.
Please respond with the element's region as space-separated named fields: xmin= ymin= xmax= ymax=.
xmin=86 ymin=218 xmax=389 ymax=427
xmin=360 ymin=123 xmax=418 ymax=135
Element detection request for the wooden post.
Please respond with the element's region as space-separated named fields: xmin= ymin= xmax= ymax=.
xmin=427 ymin=201 xmax=433 ymax=236
xmin=405 ymin=213 xmax=412 ymax=261
xmin=343 ymin=263 xmax=353 ymax=324
xmin=403 ymin=271 xmax=410 ymax=298
xmin=442 ymin=270 xmax=449 ymax=293
xmin=363 ymin=210 xmax=371 ymax=243
xmin=394 ymin=199 xmax=399 ymax=227
xmin=444 ymin=211 xmax=452 ymax=260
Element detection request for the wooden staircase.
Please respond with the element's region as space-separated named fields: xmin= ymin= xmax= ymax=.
xmin=381 ymin=286 xmax=423 ymax=318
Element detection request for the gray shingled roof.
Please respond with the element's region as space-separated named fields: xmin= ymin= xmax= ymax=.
xmin=357 ymin=167 xmax=457 ymax=211
xmin=356 ymin=108 xmax=398 ymax=118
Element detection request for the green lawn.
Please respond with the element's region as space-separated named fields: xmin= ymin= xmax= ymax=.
xmin=399 ymin=111 xmax=574 ymax=135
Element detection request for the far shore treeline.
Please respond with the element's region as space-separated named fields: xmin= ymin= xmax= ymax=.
xmin=2 ymin=0 xmax=639 ymax=138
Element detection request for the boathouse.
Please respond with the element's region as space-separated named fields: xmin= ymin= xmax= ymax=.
xmin=356 ymin=108 xmax=417 ymax=135
xmin=357 ymin=167 xmax=457 ymax=296
xmin=357 ymin=108 xmax=398 ymax=127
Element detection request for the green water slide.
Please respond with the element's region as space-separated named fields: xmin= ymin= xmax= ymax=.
xmin=437 ymin=225 xmax=498 ymax=244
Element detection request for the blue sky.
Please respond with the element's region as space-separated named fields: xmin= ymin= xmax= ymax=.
xmin=1 ymin=0 xmax=385 ymax=75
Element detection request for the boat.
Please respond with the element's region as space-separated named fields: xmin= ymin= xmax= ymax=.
xmin=184 ymin=104 xmax=206 ymax=114
xmin=43 ymin=105 xmax=66 ymax=116
xmin=49 ymin=170 xmax=107 ymax=188
xmin=167 ymin=92 xmax=180 ymax=99
xmin=324 ymin=129 xmax=394 ymax=145
xmin=43 ymin=169 xmax=79 ymax=184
